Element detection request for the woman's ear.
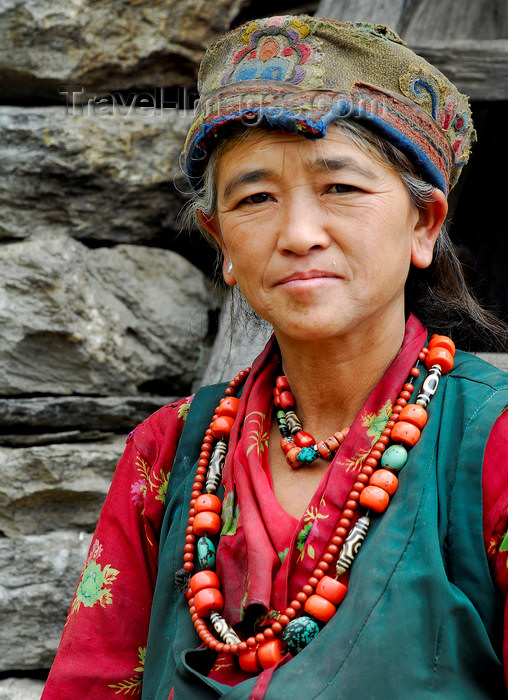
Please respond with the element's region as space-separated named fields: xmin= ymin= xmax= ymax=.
xmin=197 ymin=211 xmax=236 ymax=286
xmin=411 ymin=188 xmax=448 ymax=269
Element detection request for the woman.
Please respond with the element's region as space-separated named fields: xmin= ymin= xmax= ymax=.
xmin=43 ymin=15 xmax=508 ymax=699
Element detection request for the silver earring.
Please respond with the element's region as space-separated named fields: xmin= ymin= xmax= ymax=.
xmin=227 ymin=261 xmax=233 ymax=274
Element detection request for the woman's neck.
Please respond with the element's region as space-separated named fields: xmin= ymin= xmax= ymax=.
xmin=274 ymin=313 xmax=407 ymax=439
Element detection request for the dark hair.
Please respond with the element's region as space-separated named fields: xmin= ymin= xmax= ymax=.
xmin=181 ymin=120 xmax=508 ymax=352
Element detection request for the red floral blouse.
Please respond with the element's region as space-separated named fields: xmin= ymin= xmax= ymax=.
xmin=42 ymin=321 xmax=508 ymax=698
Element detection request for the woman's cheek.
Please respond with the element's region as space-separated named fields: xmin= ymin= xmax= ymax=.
xmin=221 ymin=212 xmax=275 ymax=249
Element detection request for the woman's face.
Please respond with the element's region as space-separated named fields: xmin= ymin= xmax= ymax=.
xmin=204 ymin=128 xmax=445 ymax=345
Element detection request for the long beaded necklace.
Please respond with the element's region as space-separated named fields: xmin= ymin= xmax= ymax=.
xmin=181 ymin=335 xmax=455 ymax=672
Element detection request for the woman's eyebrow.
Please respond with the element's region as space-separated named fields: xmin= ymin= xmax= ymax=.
xmin=310 ymin=156 xmax=380 ymax=181
xmin=221 ymin=156 xmax=380 ymax=200
xmin=222 ymin=169 xmax=273 ymax=200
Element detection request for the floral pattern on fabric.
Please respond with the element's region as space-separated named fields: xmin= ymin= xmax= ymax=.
xmin=108 ymin=647 xmax=145 ymax=696
xmin=131 ymin=453 xmax=169 ymax=510
xmin=131 ymin=455 xmax=150 ymax=508
xmin=221 ymin=489 xmax=240 ymax=536
xmin=245 ymin=411 xmax=269 ymax=456
xmin=362 ymin=400 xmax=392 ymax=439
xmin=149 ymin=466 xmax=169 ymax=506
xmin=178 ymin=401 xmax=191 ymax=421
xmin=296 ymin=500 xmax=330 ymax=562
xmin=67 ymin=539 xmax=119 ymax=621
xmin=278 ymin=547 xmax=289 ymax=564
xmin=42 ymin=397 xmax=191 ymax=699
xmin=342 ymin=401 xmax=392 ymax=473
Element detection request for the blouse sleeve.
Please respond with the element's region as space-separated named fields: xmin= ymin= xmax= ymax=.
xmin=483 ymin=409 xmax=508 ymax=693
xmin=42 ymin=397 xmax=193 ymax=699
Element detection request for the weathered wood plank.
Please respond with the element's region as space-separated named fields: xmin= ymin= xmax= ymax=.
xmin=316 ymin=0 xmax=508 ymax=40
xmin=317 ymin=0 xmax=405 ymax=31
xmin=412 ymin=40 xmax=508 ymax=100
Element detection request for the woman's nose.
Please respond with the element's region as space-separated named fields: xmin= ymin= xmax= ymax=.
xmin=276 ymin=197 xmax=331 ymax=255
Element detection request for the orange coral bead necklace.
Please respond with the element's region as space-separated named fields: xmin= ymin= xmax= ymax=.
xmin=181 ymin=335 xmax=455 ymax=671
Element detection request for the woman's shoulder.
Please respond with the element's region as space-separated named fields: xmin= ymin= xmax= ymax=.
xmin=128 ymin=395 xmax=195 ymax=469
xmin=122 ymin=380 xmax=230 ymax=474
xmin=451 ymin=349 xmax=508 ymax=390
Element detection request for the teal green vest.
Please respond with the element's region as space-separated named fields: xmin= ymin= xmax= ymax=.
xmin=143 ymin=352 xmax=508 ymax=699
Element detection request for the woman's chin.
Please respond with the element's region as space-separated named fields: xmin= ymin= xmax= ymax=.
xmin=271 ymin=318 xmax=349 ymax=345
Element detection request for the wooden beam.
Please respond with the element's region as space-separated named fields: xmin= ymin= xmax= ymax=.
xmin=316 ymin=0 xmax=508 ymax=41
xmin=411 ymin=40 xmax=508 ymax=101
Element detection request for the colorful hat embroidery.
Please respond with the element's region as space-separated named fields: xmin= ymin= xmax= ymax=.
xmin=400 ymin=69 xmax=471 ymax=160
xmin=220 ymin=17 xmax=323 ymax=87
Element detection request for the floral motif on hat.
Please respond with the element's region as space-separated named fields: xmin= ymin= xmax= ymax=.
xmin=400 ymin=68 xmax=473 ymax=160
xmin=221 ymin=16 xmax=323 ymax=87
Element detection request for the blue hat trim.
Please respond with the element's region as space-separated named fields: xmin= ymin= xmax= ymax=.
xmin=185 ymin=103 xmax=448 ymax=195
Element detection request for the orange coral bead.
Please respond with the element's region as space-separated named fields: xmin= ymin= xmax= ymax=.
xmin=315 ymin=576 xmax=348 ymax=605
xmin=304 ymin=594 xmax=337 ymax=622
xmin=280 ymin=437 xmax=295 ymax=454
xmin=359 ymin=484 xmax=390 ymax=513
xmin=211 ymin=415 xmax=235 ymax=439
xmin=324 ymin=435 xmax=340 ymax=451
xmin=193 ymin=587 xmax=224 ymax=617
xmin=316 ymin=441 xmax=333 ymax=459
xmin=428 ymin=335 xmax=456 ymax=356
xmin=238 ymin=647 xmax=261 ymax=673
xmin=257 ymin=639 xmax=284 ymax=669
xmin=190 ymin=570 xmax=220 ymax=594
xmin=194 ymin=493 xmax=222 ymax=514
xmin=193 ymin=510 xmax=221 ymax=536
xmin=391 ymin=420 xmax=421 ymax=446
xmin=285 ymin=446 xmax=301 ymax=467
xmin=369 ymin=469 xmax=399 ymax=496
xmin=425 ymin=347 xmax=454 ymax=374
xmin=399 ymin=403 xmax=428 ymax=429
xmin=217 ymin=396 xmax=240 ymax=418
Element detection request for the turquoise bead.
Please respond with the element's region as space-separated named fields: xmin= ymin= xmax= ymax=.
xmin=197 ymin=536 xmax=216 ymax=569
xmin=297 ymin=446 xmax=319 ymax=464
xmin=282 ymin=615 xmax=320 ymax=655
xmin=381 ymin=444 xmax=408 ymax=471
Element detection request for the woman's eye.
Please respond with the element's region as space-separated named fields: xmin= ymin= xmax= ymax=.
xmin=240 ymin=192 xmax=272 ymax=204
xmin=327 ymin=183 xmax=359 ymax=194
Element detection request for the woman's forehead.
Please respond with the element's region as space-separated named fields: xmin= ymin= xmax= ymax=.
xmin=217 ymin=127 xmax=386 ymax=177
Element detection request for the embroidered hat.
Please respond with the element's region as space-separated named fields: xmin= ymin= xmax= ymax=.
xmin=183 ymin=15 xmax=475 ymax=194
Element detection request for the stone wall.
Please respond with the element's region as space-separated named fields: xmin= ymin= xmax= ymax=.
xmin=1 ymin=2 xmax=504 ymax=698
xmin=0 ymin=1 xmax=316 ymax=696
